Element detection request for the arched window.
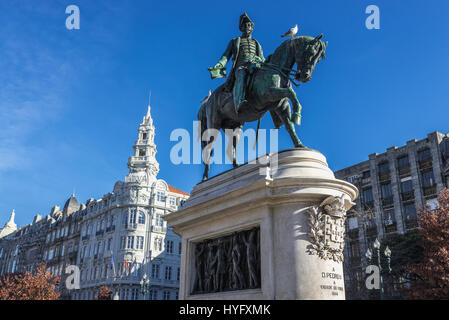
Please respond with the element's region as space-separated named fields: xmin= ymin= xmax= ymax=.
xmin=138 ymin=211 xmax=145 ymax=224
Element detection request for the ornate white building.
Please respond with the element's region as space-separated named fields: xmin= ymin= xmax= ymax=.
xmin=0 ymin=104 xmax=189 ymax=300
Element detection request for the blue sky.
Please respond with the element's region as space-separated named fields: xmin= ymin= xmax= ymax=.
xmin=0 ymin=0 xmax=448 ymax=227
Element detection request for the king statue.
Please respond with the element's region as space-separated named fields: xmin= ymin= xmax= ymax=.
xmin=208 ymin=13 xmax=265 ymax=114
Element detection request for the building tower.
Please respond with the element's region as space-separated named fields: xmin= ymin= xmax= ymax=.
xmin=127 ymin=105 xmax=159 ymax=181
xmin=0 ymin=210 xmax=17 ymax=238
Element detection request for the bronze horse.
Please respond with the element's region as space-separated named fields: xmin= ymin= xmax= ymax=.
xmin=198 ymin=35 xmax=327 ymax=181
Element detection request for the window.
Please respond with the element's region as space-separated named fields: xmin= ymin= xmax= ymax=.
xmin=169 ymin=197 xmax=176 ymax=206
xmin=127 ymin=236 xmax=134 ymax=249
xmin=46 ymin=234 xmax=51 ymax=243
xmin=68 ymin=243 xmax=73 ymax=253
xmin=348 ymin=217 xmax=358 ymax=230
xmin=165 ymin=266 xmax=172 ymax=280
xmin=136 ymin=236 xmax=144 ymax=250
xmin=120 ymin=236 xmax=126 ymax=249
xmin=61 ymin=245 xmax=65 ymax=257
xmin=149 ymin=290 xmax=158 ymax=300
xmin=178 ymin=242 xmax=182 ymax=255
xmin=362 ymin=188 xmax=374 ymax=204
xmin=378 ymin=162 xmax=390 ymax=174
xmin=107 ymin=238 xmax=112 ymax=251
xmin=138 ymin=211 xmax=145 ymax=224
xmin=163 ymin=291 xmax=170 ymax=300
xmin=418 ymin=148 xmax=431 ymax=162
xmin=166 ymin=240 xmax=174 ymax=254
xmin=177 ymin=267 xmax=180 ymax=281
xmin=156 ymin=214 xmax=164 ymax=227
xmin=48 ymin=249 xmax=54 ymax=260
xmin=383 ymin=209 xmax=396 ymax=225
xmin=404 ymin=203 xmax=417 ymax=220
xmin=157 ymin=191 xmax=166 ymax=202
xmin=422 ymin=170 xmax=435 ymax=187
xmin=138 ymin=149 xmax=146 ymax=157
xmin=142 ymin=132 xmax=148 ymax=140
xmin=151 ymin=264 xmax=160 ymax=279
xmin=397 ymin=155 xmax=410 ymax=168
xmin=362 ymin=171 xmax=371 ymax=179
xmin=350 ymin=241 xmax=360 ymax=258
xmin=401 ymin=179 xmax=414 ymax=193
xmin=380 ymin=183 xmax=393 ymax=199
xmin=131 ymin=288 xmax=139 ymax=300
xmin=129 ymin=210 xmax=136 ymax=225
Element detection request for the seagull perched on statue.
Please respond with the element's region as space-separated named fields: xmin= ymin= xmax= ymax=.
xmin=201 ymin=89 xmax=211 ymax=103
xmin=281 ymin=24 xmax=298 ymax=38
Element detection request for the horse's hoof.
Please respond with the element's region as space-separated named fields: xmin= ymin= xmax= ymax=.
xmin=292 ymin=113 xmax=301 ymax=126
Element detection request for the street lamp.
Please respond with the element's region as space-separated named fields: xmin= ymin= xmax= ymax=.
xmin=140 ymin=273 xmax=150 ymax=300
xmin=366 ymin=238 xmax=392 ymax=300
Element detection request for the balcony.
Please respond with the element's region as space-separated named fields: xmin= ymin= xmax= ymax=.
xmin=418 ymin=158 xmax=433 ymax=170
xmin=151 ymin=225 xmax=167 ymax=233
xmin=378 ymin=172 xmax=391 ymax=182
xmin=401 ymin=191 xmax=415 ymax=202
xmin=365 ymin=225 xmax=378 ymax=236
xmin=398 ymin=166 xmax=411 ymax=176
xmin=384 ymin=221 xmax=397 ymax=233
xmin=405 ymin=218 xmax=419 ymax=229
xmin=124 ymin=223 xmax=137 ymax=230
xmin=423 ymin=185 xmax=437 ymax=197
xmin=382 ymin=197 xmax=394 ymax=207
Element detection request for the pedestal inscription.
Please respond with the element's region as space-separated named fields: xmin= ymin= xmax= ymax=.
xmin=191 ymin=227 xmax=261 ymax=295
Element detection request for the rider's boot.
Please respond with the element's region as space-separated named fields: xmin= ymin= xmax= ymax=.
xmin=233 ymin=70 xmax=248 ymax=114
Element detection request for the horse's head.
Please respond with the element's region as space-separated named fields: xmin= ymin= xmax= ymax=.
xmin=294 ymin=34 xmax=327 ymax=83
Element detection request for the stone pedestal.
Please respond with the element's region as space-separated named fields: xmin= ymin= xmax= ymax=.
xmin=164 ymin=148 xmax=358 ymax=300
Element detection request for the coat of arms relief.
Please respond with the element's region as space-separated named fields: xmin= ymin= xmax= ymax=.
xmin=306 ymin=194 xmax=355 ymax=262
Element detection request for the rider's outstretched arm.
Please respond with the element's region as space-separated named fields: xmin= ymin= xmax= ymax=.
xmin=215 ymin=39 xmax=234 ymax=69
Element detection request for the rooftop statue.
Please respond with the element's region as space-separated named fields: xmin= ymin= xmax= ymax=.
xmin=200 ymin=13 xmax=327 ymax=181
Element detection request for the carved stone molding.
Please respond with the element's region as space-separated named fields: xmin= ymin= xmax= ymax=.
xmin=306 ymin=195 xmax=355 ymax=262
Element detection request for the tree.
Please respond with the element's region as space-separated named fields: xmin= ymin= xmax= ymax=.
xmin=95 ymin=285 xmax=112 ymax=300
xmin=0 ymin=263 xmax=60 ymax=300
xmin=406 ymin=188 xmax=449 ymax=299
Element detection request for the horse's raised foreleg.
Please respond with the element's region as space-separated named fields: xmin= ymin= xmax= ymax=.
xmin=276 ymin=101 xmax=304 ymax=148
xmin=264 ymin=87 xmax=302 ymax=125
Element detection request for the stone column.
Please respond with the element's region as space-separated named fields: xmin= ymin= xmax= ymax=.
xmin=164 ymin=149 xmax=358 ymax=300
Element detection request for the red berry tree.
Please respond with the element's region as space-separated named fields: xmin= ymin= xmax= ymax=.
xmin=406 ymin=188 xmax=449 ymax=299
xmin=0 ymin=263 xmax=60 ymax=300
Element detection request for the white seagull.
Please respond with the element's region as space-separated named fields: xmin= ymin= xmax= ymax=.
xmin=201 ymin=89 xmax=211 ymax=103
xmin=281 ymin=24 xmax=298 ymax=38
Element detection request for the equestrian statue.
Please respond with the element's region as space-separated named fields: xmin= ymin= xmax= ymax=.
xmin=199 ymin=13 xmax=327 ymax=181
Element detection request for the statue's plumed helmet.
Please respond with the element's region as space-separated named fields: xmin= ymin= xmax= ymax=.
xmin=239 ymin=13 xmax=254 ymax=31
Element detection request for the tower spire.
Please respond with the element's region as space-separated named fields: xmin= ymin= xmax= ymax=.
xmin=126 ymin=100 xmax=160 ymax=183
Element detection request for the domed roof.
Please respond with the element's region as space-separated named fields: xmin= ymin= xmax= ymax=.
xmin=63 ymin=194 xmax=79 ymax=215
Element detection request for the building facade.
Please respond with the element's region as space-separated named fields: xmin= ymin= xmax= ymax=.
xmin=0 ymin=104 xmax=189 ymax=300
xmin=335 ymin=131 xmax=449 ymax=299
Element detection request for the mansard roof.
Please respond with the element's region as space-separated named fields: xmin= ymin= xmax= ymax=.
xmin=62 ymin=194 xmax=80 ymax=215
